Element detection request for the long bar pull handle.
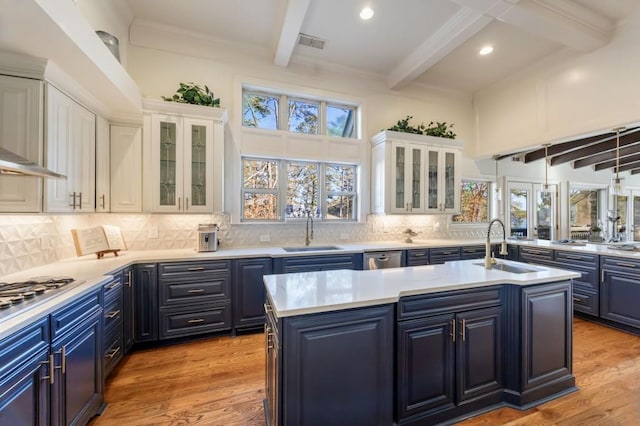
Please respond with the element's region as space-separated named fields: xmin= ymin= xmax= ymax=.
xmin=188 ymin=318 xmax=204 ymax=324
xmin=264 ymin=303 xmax=272 ymax=314
xmin=188 ymin=267 xmax=205 ymax=271
xmin=573 ymin=297 xmax=582 ymax=302
xmin=106 ymin=281 xmax=121 ymax=290
xmin=61 ymin=346 xmax=66 ymax=374
xmin=188 ymin=289 xmax=205 ymax=293
xmin=106 ymin=346 xmax=121 ymax=359
xmin=100 ymin=194 xmax=106 ymax=209
xmin=77 ymin=192 xmax=82 ymax=210
xmin=69 ymin=193 xmax=76 ymax=208
xmin=178 ymin=197 xmax=182 ymax=210
xmin=601 ymin=269 xmax=605 ymax=282
xmin=450 ymin=319 xmax=456 ymax=342
xmin=186 ymin=197 xmax=189 ymax=210
xmin=460 ymin=319 xmax=466 ymax=341
xmin=126 ymin=270 xmax=132 ymax=287
xmin=106 ymin=309 xmax=121 ymax=319
xmin=564 ymin=255 xmax=582 ymax=260
xmin=615 ymin=261 xmax=637 ymax=268
xmin=41 ymin=354 xmax=55 ymax=384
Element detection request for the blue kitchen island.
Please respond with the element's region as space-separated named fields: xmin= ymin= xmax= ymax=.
xmin=263 ymin=259 xmax=580 ymax=426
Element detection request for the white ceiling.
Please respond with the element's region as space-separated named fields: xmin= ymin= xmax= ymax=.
xmin=125 ymin=0 xmax=640 ymax=94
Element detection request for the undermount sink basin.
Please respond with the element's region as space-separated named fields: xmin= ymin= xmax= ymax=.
xmin=472 ymin=262 xmax=540 ymax=274
xmin=282 ymin=245 xmax=341 ymax=252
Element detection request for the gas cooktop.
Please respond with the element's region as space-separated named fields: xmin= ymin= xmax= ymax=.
xmin=0 ymin=277 xmax=85 ymax=321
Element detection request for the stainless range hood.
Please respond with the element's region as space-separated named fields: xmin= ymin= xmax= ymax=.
xmin=0 ymin=146 xmax=66 ymax=179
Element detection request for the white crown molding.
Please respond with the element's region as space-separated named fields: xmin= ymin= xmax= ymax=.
xmin=142 ymin=98 xmax=227 ymax=122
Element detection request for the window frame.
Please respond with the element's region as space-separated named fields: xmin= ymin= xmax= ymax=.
xmin=451 ymin=178 xmax=495 ymax=225
xmin=241 ymin=86 xmax=359 ymax=139
xmin=241 ymin=156 xmax=358 ymax=223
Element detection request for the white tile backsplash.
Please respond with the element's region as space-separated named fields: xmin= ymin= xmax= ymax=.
xmin=0 ymin=213 xmax=489 ymax=276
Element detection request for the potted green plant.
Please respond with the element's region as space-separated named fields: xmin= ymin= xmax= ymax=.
xmin=387 ymin=115 xmax=456 ymax=139
xmin=162 ymin=82 xmax=220 ymax=107
xmin=588 ymin=225 xmax=603 ymax=242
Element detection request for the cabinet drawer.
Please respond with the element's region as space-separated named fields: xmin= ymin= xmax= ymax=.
xmin=104 ymin=329 xmax=124 ymax=378
xmin=601 ymin=255 xmax=640 ymax=272
xmin=0 ymin=317 xmax=49 ymax=378
xmin=406 ymin=249 xmax=429 ymax=266
xmin=573 ymin=285 xmax=598 ymax=316
xmin=277 ymin=254 xmax=359 ymax=273
xmin=398 ymin=287 xmax=502 ymax=320
xmin=50 ymin=289 xmax=102 ymax=339
xmin=566 ymin=263 xmax=599 ymax=290
xmin=519 ymin=246 xmax=553 ymax=264
xmin=460 ymin=245 xmax=485 ymax=260
xmin=555 ymin=250 xmax=598 ymax=265
xmin=159 ymin=260 xmax=230 ymax=278
xmin=159 ymin=303 xmax=231 ymax=340
xmin=103 ymin=276 xmax=123 ymax=302
xmin=159 ymin=275 xmax=230 ymax=307
xmin=103 ymin=294 xmax=123 ymax=335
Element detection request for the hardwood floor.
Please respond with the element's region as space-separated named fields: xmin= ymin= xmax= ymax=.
xmin=91 ymin=318 xmax=640 ymax=426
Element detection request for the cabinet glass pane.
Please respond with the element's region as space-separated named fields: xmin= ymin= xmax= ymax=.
xmin=411 ymin=148 xmax=421 ymax=209
xmin=536 ymin=191 xmax=553 ymax=240
xmin=190 ymin=124 xmax=207 ymax=207
xmin=159 ymin=122 xmax=177 ymax=207
xmin=444 ymin=152 xmax=455 ymax=209
xmin=428 ymin=150 xmax=438 ymax=209
xmin=395 ymin=146 xmax=405 ymax=209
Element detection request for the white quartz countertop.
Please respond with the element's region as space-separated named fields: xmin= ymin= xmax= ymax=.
xmin=263 ymin=259 xmax=581 ymax=318
xmin=1 ymin=237 xmax=636 ymax=339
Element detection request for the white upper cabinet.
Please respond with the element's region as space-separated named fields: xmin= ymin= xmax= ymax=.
xmin=110 ymin=125 xmax=142 ymax=213
xmin=45 ymin=84 xmax=96 ymax=212
xmin=143 ymin=99 xmax=226 ymax=213
xmin=0 ymin=75 xmax=43 ymax=212
xmin=370 ymin=130 xmax=463 ymax=215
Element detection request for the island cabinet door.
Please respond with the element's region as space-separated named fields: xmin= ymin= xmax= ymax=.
xmin=456 ymin=306 xmax=503 ymax=403
xmin=520 ymin=282 xmax=573 ymax=394
xmin=282 ymin=304 xmax=394 ymax=426
xmin=396 ymin=314 xmax=455 ymax=420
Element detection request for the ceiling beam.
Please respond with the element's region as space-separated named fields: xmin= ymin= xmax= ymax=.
xmin=387 ymin=6 xmax=492 ymax=89
xmin=594 ymin=153 xmax=640 ymax=171
xmin=615 ymin=160 xmax=640 ymax=173
xmin=273 ymin=0 xmax=311 ymax=67
xmin=524 ymin=133 xmax=609 ymax=163
xmin=578 ymin=145 xmax=640 ymax=169
xmin=453 ymin=0 xmax=612 ymax=51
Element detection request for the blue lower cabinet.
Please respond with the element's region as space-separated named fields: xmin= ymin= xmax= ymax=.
xmin=233 ymin=258 xmax=272 ymax=331
xmin=133 ymin=264 xmax=159 ymax=343
xmin=601 ymin=267 xmax=640 ymax=328
xmin=51 ymin=309 xmax=104 ymax=426
xmin=0 ymin=318 xmax=50 ymax=425
xmin=273 ymin=253 xmax=362 ymax=273
xmin=281 ymin=304 xmax=394 ymax=425
xmin=506 ymin=281 xmax=575 ymax=406
xmin=396 ymin=305 xmax=502 ymax=424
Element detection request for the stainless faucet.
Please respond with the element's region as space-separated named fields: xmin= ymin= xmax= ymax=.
xmin=305 ymin=209 xmax=314 ymax=246
xmin=485 ymin=218 xmax=508 ymax=269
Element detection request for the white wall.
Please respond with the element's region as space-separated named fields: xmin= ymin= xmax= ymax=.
xmin=473 ymin=7 xmax=640 ymax=157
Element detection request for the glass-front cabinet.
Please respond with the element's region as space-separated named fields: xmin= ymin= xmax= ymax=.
xmin=370 ymin=130 xmax=463 ymax=214
xmin=144 ymin=99 xmax=226 ymax=213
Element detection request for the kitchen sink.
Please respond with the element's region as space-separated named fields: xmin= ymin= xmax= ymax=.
xmin=282 ymin=245 xmax=341 ymax=252
xmin=472 ymin=262 xmax=540 ymax=274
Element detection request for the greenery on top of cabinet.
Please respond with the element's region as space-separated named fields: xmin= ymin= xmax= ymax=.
xmin=387 ymin=115 xmax=456 ymax=139
xmin=162 ymin=82 xmax=221 ymax=107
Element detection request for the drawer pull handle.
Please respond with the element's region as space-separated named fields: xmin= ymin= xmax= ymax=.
xmin=264 ymin=303 xmax=272 ymax=313
xmin=188 ymin=267 xmax=205 ymax=271
xmin=460 ymin=319 xmax=466 ymax=341
xmin=188 ymin=289 xmax=205 ymax=293
xmin=40 ymin=354 xmax=55 ymax=384
xmin=441 ymin=251 xmax=451 ymax=255
xmin=525 ymin=249 xmax=548 ymax=255
xmin=188 ymin=318 xmax=205 ymax=324
xmin=615 ymin=261 xmax=637 ymax=268
xmin=106 ymin=346 xmax=121 ymax=359
xmin=412 ymin=253 xmax=426 ymax=257
xmin=106 ymin=310 xmax=121 ymax=319
xmin=450 ymin=319 xmax=456 ymax=342
xmin=573 ymin=297 xmax=582 ymax=302
xmin=564 ymin=255 xmax=582 ymax=260
xmin=106 ymin=281 xmax=120 ymax=290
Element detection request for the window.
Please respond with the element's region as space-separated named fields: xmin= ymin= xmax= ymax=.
xmin=242 ymin=159 xmax=279 ymax=220
xmin=326 ymin=104 xmax=356 ymax=138
xmin=243 ymin=91 xmax=280 ymax=130
xmin=242 ymin=157 xmax=357 ymax=221
xmin=288 ymin=99 xmax=319 ymax=134
xmin=569 ymin=189 xmax=599 ymax=239
xmin=452 ymin=180 xmax=490 ymax=223
xmin=242 ymin=87 xmax=358 ymax=138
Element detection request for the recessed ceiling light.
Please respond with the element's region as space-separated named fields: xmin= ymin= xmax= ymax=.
xmin=479 ymin=45 xmax=494 ymax=56
xmin=360 ymin=6 xmax=374 ymax=20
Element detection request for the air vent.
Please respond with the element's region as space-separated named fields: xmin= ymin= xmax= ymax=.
xmin=298 ymin=33 xmax=326 ymax=50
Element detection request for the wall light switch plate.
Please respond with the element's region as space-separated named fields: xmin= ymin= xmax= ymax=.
xmin=148 ymin=226 xmax=159 ymax=239
xmin=340 ymin=233 xmax=349 ymax=240
xmin=260 ymin=234 xmax=271 ymax=242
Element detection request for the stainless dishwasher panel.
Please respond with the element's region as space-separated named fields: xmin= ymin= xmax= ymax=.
xmin=364 ymin=251 xmax=403 ymax=270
